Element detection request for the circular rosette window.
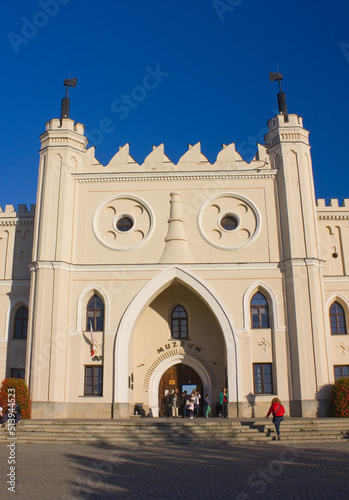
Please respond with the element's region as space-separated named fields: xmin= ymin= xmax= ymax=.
xmin=197 ymin=193 xmax=260 ymax=250
xmin=93 ymin=195 xmax=154 ymax=250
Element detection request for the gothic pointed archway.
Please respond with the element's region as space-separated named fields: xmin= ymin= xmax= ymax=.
xmin=114 ymin=266 xmax=240 ymax=417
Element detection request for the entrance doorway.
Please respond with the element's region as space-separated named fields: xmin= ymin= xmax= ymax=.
xmin=158 ymin=363 xmax=203 ymax=416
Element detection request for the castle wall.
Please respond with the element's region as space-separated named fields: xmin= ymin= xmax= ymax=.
xmin=0 ymin=204 xmax=34 ymax=381
xmin=1 ymin=114 xmax=349 ymax=419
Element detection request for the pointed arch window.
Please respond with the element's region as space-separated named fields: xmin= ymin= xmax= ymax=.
xmin=14 ymin=306 xmax=28 ymax=339
xmin=330 ymin=302 xmax=347 ymax=335
xmin=251 ymin=292 xmax=270 ymax=328
xmin=86 ymin=295 xmax=104 ymax=331
xmin=171 ymin=305 xmax=188 ymax=339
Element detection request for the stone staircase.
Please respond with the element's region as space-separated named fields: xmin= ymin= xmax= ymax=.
xmin=1 ymin=418 xmax=348 ymax=445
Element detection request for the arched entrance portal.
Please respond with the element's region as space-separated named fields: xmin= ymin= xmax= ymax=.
xmin=114 ymin=267 xmax=240 ymax=419
xmin=158 ymin=363 xmax=203 ymax=417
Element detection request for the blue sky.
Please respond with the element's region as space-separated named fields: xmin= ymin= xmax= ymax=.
xmin=1 ymin=0 xmax=349 ymax=208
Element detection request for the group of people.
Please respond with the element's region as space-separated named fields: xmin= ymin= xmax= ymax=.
xmin=163 ymin=387 xmax=285 ymax=439
xmin=163 ymin=387 xmax=230 ymax=419
xmin=164 ymin=388 xmax=208 ymax=419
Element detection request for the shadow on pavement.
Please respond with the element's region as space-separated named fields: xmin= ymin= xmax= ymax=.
xmin=62 ymin=441 xmax=349 ymax=500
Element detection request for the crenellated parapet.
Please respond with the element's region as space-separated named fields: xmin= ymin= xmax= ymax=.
xmin=79 ymin=141 xmax=270 ymax=173
xmin=0 ymin=204 xmax=36 ymax=226
xmin=41 ymin=118 xmax=271 ymax=174
xmin=40 ymin=118 xmax=88 ymax=153
xmin=316 ymin=199 xmax=349 ymax=219
xmin=106 ymin=141 xmax=270 ymax=171
xmin=316 ymin=199 xmax=349 ymax=276
xmin=0 ymin=204 xmax=36 ymax=280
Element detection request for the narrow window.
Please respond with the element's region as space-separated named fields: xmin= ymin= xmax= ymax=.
xmin=251 ymin=292 xmax=270 ymax=328
xmin=14 ymin=306 xmax=28 ymax=339
xmin=171 ymin=305 xmax=188 ymax=339
xmin=330 ymin=302 xmax=347 ymax=334
xmin=334 ymin=365 xmax=349 ymax=381
xmin=253 ymin=363 xmax=273 ymax=394
xmin=10 ymin=368 xmax=25 ymax=379
xmin=86 ymin=295 xmax=104 ymax=331
xmin=84 ymin=365 xmax=103 ymax=396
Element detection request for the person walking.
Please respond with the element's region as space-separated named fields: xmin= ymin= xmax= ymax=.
xmin=266 ymin=397 xmax=285 ymax=440
xmin=219 ymin=387 xmax=229 ymax=418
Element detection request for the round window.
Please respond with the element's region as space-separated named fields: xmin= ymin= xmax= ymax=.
xmin=220 ymin=214 xmax=239 ymax=231
xmin=116 ymin=216 xmax=133 ymax=232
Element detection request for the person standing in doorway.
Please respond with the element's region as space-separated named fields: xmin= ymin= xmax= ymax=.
xmin=172 ymin=388 xmax=180 ymax=417
xmin=193 ymin=388 xmax=201 ymax=417
xmin=165 ymin=390 xmax=174 ymax=418
xmin=203 ymin=395 xmax=211 ymax=418
xmin=187 ymin=395 xmax=195 ymax=419
xmin=266 ymin=397 xmax=285 ymax=440
xmin=180 ymin=391 xmax=187 ymax=418
xmin=219 ymin=387 xmax=229 ymax=418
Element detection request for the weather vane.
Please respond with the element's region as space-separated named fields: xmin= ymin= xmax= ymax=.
xmin=60 ymin=77 xmax=77 ymax=122
xmin=269 ymin=71 xmax=289 ymax=122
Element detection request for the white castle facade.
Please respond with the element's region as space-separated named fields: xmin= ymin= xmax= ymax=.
xmin=1 ymin=109 xmax=348 ymax=419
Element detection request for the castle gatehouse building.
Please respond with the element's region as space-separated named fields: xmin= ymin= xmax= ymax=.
xmin=1 ymin=109 xmax=348 ymax=419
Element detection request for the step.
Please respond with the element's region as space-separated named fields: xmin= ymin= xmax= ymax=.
xmin=1 ymin=418 xmax=348 ymax=445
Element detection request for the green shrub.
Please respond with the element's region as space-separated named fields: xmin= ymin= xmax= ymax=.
xmin=0 ymin=378 xmax=31 ymax=419
xmin=330 ymin=377 xmax=349 ymax=417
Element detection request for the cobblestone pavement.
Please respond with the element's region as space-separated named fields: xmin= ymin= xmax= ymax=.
xmin=0 ymin=440 xmax=348 ymax=500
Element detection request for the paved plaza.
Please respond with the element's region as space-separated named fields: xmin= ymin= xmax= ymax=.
xmin=0 ymin=440 xmax=348 ymax=499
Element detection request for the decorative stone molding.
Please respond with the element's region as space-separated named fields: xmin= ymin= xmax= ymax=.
xmin=317 ymin=215 xmax=349 ymax=220
xmin=0 ymin=220 xmax=34 ymax=226
xmin=197 ymin=192 xmax=261 ymax=251
xmin=143 ymin=348 xmax=217 ymax=389
xmin=257 ymin=337 xmax=271 ymax=352
xmin=336 ymin=342 xmax=349 ymax=356
xmin=93 ymin=194 xmax=154 ymax=251
xmin=75 ymin=172 xmax=277 ymax=183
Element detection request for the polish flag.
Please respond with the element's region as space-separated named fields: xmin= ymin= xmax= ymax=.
xmin=90 ymin=321 xmax=95 ymax=356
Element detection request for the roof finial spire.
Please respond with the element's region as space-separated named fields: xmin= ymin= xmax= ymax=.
xmin=159 ymin=192 xmax=194 ymax=263
xmin=60 ymin=77 xmax=77 ymax=123
xmin=269 ymin=71 xmax=289 ymax=122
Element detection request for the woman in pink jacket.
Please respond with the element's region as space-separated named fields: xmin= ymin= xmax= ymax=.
xmin=266 ymin=397 xmax=285 ymax=440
